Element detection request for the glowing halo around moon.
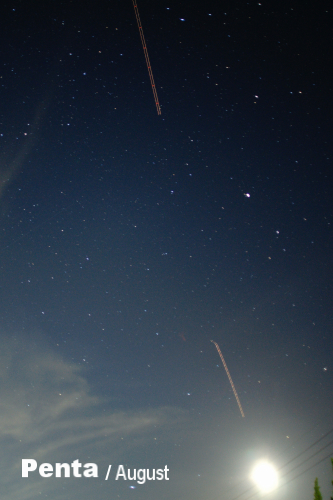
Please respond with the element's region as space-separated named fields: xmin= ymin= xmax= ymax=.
xmin=250 ymin=461 xmax=278 ymax=493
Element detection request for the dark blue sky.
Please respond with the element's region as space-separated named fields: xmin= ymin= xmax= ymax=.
xmin=0 ymin=1 xmax=332 ymax=499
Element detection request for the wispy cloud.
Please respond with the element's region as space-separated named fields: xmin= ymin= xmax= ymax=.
xmin=0 ymin=333 xmax=185 ymax=500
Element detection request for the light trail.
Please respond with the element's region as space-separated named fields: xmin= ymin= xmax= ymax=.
xmin=211 ymin=340 xmax=245 ymax=418
xmin=132 ymin=0 xmax=161 ymax=115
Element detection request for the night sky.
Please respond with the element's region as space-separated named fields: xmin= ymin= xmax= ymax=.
xmin=1 ymin=0 xmax=332 ymax=499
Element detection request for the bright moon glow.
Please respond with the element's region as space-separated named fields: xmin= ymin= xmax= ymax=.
xmin=250 ymin=461 xmax=278 ymax=493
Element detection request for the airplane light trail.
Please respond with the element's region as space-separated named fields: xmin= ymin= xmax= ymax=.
xmin=211 ymin=340 xmax=245 ymax=418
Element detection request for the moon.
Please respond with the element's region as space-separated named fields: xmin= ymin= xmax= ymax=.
xmin=250 ymin=460 xmax=278 ymax=493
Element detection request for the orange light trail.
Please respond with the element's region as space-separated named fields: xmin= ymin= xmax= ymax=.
xmin=211 ymin=340 xmax=245 ymax=418
xmin=132 ymin=0 xmax=161 ymax=115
